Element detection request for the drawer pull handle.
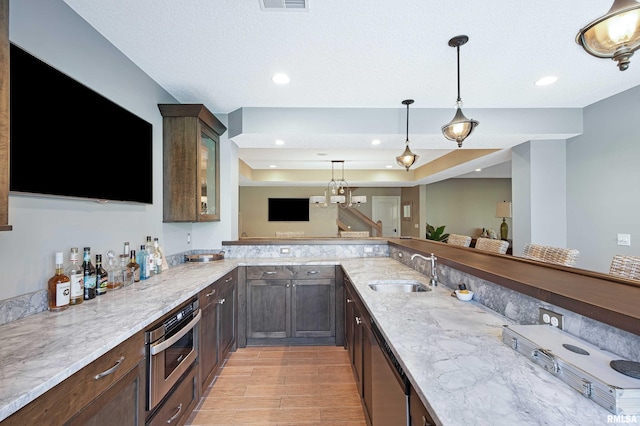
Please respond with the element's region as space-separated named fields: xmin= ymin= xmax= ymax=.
xmin=307 ymin=270 xmax=319 ymax=275
xmin=206 ymin=289 xmax=216 ymax=297
xmin=94 ymin=356 xmax=124 ymax=380
xmin=166 ymin=403 xmax=183 ymax=423
xmin=225 ymin=276 xmax=233 ymax=282
xmin=263 ymin=271 xmax=277 ymax=275
xmin=346 ymin=298 xmax=353 ymax=303
xmin=355 ymin=317 xmax=362 ymax=325
xmin=218 ymin=298 xmax=226 ymax=305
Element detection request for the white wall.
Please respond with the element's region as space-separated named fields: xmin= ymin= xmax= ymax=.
xmin=1 ymin=0 xmax=238 ymax=301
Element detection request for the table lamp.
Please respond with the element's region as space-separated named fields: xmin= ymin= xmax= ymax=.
xmin=495 ymin=201 xmax=512 ymax=240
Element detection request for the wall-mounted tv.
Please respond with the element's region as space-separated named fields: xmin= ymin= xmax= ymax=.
xmin=268 ymin=198 xmax=310 ymax=222
xmin=9 ymin=43 xmax=153 ymax=204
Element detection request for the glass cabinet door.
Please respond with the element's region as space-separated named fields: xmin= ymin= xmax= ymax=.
xmin=198 ymin=124 xmax=220 ymax=220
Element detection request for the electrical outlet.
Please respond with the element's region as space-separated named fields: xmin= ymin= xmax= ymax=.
xmin=187 ymin=233 xmax=191 ymax=244
xmin=617 ymin=233 xmax=631 ymax=246
xmin=280 ymin=247 xmax=290 ymax=254
xmin=539 ymin=307 xmax=563 ymax=329
xmin=364 ymin=247 xmax=373 ymax=254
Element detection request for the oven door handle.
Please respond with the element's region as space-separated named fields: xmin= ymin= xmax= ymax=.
xmin=150 ymin=309 xmax=201 ymax=356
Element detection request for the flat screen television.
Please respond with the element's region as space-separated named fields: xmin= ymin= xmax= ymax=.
xmin=268 ymin=198 xmax=310 ymax=221
xmin=9 ymin=43 xmax=153 ymax=204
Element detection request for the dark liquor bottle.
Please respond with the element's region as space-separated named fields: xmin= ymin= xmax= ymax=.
xmin=95 ymin=254 xmax=108 ymax=296
xmin=127 ymin=249 xmax=140 ymax=284
xmin=65 ymin=247 xmax=83 ymax=305
xmin=48 ymin=251 xmax=70 ymax=311
xmin=82 ymin=247 xmax=96 ymax=300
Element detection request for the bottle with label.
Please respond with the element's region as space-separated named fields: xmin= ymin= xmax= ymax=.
xmin=153 ymin=237 xmax=163 ymax=274
xmin=65 ymin=247 xmax=83 ymax=305
xmin=95 ymin=254 xmax=108 ymax=296
xmin=146 ymin=236 xmax=155 ymax=277
xmin=123 ymin=241 xmax=130 ymax=257
xmin=48 ymin=251 xmax=70 ymax=311
xmin=127 ymin=249 xmax=140 ymax=284
xmin=82 ymin=247 xmax=96 ymax=300
xmin=106 ymin=250 xmax=122 ymax=290
xmin=119 ymin=254 xmax=130 ymax=286
xmin=137 ymin=245 xmax=148 ymax=280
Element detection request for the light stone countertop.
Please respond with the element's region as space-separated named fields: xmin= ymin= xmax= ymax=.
xmin=0 ymin=257 xmax=613 ymax=425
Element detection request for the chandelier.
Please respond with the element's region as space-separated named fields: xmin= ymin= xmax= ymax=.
xmin=309 ymin=160 xmax=366 ymax=208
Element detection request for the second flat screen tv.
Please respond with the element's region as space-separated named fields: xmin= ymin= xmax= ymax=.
xmin=268 ymin=198 xmax=309 ymax=222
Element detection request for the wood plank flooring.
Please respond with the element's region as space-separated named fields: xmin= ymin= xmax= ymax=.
xmin=186 ymin=346 xmax=366 ymax=425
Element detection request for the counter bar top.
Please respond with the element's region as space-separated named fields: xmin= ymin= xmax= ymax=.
xmin=0 ymin=256 xmax=616 ymax=425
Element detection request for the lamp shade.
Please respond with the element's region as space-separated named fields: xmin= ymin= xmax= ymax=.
xmin=351 ymin=195 xmax=367 ymax=205
xmin=441 ymin=108 xmax=479 ymax=148
xmin=309 ymin=195 xmax=326 ymax=204
xmin=576 ymin=0 xmax=640 ymax=71
xmin=495 ymin=201 xmax=512 ymax=218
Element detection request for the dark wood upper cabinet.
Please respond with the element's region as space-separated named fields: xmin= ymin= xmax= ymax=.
xmin=0 ymin=0 xmax=12 ymax=231
xmin=158 ymin=104 xmax=226 ymax=222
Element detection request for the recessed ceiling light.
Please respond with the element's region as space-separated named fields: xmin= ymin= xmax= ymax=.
xmin=371 ymin=139 xmax=381 ymax=145
xmin=272 ymin=73 xmax=290 ymax=84
xmin=269 ymin=164 xmax=277 ymax=168
xmin=535 ymin=76 xmax=557 ymax=86
xmin=386 ymin=165 xmax=393 ymax=169
xmin=317 ymin=153 xmax=328 ymax=156
xmin=475 ymin=168 xmax=482 ymax=172
xmin=275 ymin=139 xmax=284 ymax=145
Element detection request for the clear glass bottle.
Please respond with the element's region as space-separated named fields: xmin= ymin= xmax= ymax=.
xmin=106 ymin=250 xmax=122 ymax=290
xmin=65 ymin=247 xmax=83 ymax=305
xmin=153 ymin=237 xmax=163 ymax=274
xmin=82 ymin=247 xmax=96 ymax=300
xmin=119 ymin=254 xmax=130 ymax=286
xmin=127 ymin=249 xmax=140 ymax=284
xmin=95 ymin=254 xmax=108 ymax=296
xmin=48 ymin=251 xmax=70 ymax=311
xmin=146 ymin=236 xmax=155 ymax=277
xmin=137 ymin=244 xmax=148 ymax=280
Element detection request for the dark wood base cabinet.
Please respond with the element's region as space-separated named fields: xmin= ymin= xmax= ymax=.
xmin=3 ymin=332 xmax=145 ymax=426
xmin=146 ymin=365 xmax=198 ymax=426
xmin=410 ymin=386 xmax=436 ymax=426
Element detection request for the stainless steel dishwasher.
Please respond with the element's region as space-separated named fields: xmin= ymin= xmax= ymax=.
xmin=370 ymin=318 xmax=410 ymax=426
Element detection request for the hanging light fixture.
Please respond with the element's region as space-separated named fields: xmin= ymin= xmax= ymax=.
xmin=309 ymin=160 xmax=366 ymax=208
xmin=441 ymin=35 xmax=479 ymax=148
xmin=576 ymin=0 xmax=640 ymax=71
xmin=396 ymin=99 xmax=418 ymax=171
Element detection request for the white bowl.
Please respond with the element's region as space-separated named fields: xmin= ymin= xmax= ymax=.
xmin=455 ymin=290 xmax=474 ymax=301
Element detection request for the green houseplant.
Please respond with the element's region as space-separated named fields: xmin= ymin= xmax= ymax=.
xmin=425 ymin=223 xmax=449 ymax=242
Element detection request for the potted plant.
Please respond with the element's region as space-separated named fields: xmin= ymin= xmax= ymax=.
xmin=425 ymin=223 xmax=449 ymax=241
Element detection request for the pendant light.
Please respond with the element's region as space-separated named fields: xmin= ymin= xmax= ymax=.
xmin=576 ymin=0 xmax=640 ymax=71
xmin=396 ymin=99 xmax=418 ymax=171
xmin=309 ymin=161 xmax=366 ymax=208
xmin=441 ymin=35 xmax=479 ymax=148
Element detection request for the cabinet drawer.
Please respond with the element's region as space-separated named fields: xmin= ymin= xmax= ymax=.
xmin=3 ymin=332 xmax=145 ymax=426
xmin=147 ymin=365 xmax=198 ymax=426
xmin=200 ymin=270 xmax=236 ymax=308
xmin=292 ymin=265 xmax=335 ymax=279
xmin=246 ymin=265 xmax=293 ymax=280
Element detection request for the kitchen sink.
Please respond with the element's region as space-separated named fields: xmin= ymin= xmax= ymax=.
xmin=367 ymin=280 xmax=430 ymax=293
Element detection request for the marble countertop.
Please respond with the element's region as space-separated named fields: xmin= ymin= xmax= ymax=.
xmin=0 ymin=257 xmax=613 ymax=425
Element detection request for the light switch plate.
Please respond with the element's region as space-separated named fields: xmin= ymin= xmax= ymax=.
xmin=617 ymin=233 xmax=631 ymax=246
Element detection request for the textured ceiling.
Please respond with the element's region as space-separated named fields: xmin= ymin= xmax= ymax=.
xmin=63 ymin=0 xmax=640 ymax=185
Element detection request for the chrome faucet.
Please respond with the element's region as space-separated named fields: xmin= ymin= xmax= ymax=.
xmin=411 ymin=253 xmax=438 ymax=287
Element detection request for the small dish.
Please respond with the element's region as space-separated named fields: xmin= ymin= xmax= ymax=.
xmin=455 ymin=289 xmax=474 ymax=301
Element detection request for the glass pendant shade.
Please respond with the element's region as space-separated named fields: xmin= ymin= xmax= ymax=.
xmin=441 ymin=107 xmax=479 ymax=148
xmin=576 ymin=0 xmax=640 ymax=71
xmin=396 ymin=99 xmax=418 ymax=171
xmin=309 ymin=160 xmax=366 ymax=208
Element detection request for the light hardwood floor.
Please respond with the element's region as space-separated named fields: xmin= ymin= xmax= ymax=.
xmin=186 ymin=346 xmax=366 ymax=425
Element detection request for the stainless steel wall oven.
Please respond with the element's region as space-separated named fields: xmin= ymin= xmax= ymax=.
xmin=145 ymin=297 xmax=201 ymax=411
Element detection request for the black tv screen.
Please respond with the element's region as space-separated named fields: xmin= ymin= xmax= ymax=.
xmin=268 ymin=198 xmax=310 ymax=221
xmin=9 ymin=43 xmax=153 ymax=204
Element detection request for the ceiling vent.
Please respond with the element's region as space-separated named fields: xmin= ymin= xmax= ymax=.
xmin=260 ymin=0 xmax=308 ymax=11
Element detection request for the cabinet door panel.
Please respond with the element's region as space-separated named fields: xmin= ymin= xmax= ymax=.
xmin=247 ymin=279 xmax=289 ymax=338
xmin=292 ymin=279 xmax=335 ymax=337
xmin=218 ymin=281 xmax=236 ymax=361
xmin=199 ymin=292 xmax=219 ymax=394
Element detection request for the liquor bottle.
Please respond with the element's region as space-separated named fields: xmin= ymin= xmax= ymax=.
xmin=95 ymin=254 xmax=108 ymax=296
xmin=145 ymin=236 xmax=155 ymax=277
xmin=48 ymin=252 xmax=70 ymax=311
xmin=137 ymin=245 xmax=148 ymax=280
xmin=82 ymin=247 xmax=96 ymax=300
xmin=65 ymin=247 xmax=83 ymax=305
xmin=153 ymin=237 xmax=163 ymax=274
xmin=119 ymin=254 xmax=130 ymax=286
xmin=105 ymin=250 xmax=122 ymax=290
xmin=123 ymin=241 xmax=130 ymax=257
xmin=127 ymin=249 xmax=140 ymax=284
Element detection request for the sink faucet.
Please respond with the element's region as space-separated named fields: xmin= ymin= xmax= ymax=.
xmin=410 ymin=253 xmax=438 ymax=287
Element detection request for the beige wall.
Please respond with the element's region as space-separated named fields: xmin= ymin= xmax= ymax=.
xmin=239 ymin=186 xmax=400 ymax=238
xmin=400 ymin=186 xmax=421 ymax=238
xmin=424 ymin=178 xmax=512 ymax=240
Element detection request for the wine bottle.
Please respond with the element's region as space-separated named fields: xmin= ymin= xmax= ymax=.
xmin=95 ymin=254 xmax=108 ymax=296
xmin=48 ymin=252 xmax=70 ymax=311
xmin=153 ymin=237 xmax=163 ymax=274
xmin=65 ymin=247 xmax=83 ymax=305
xmin=127 ymin=249 xmax=140 ymax=283
xmin=137 ymin=245 xmax=148 ymax=280
xmin=146 ymin=236 xmax=155 ymax=277
xmin=82 ymin=247 xmax=96 ymax=300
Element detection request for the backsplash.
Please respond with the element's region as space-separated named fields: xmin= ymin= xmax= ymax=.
xmin=222 ymin=243 xmax=389 ymax=258
xmin=389 ymin=246 xmax=640 ymax=363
